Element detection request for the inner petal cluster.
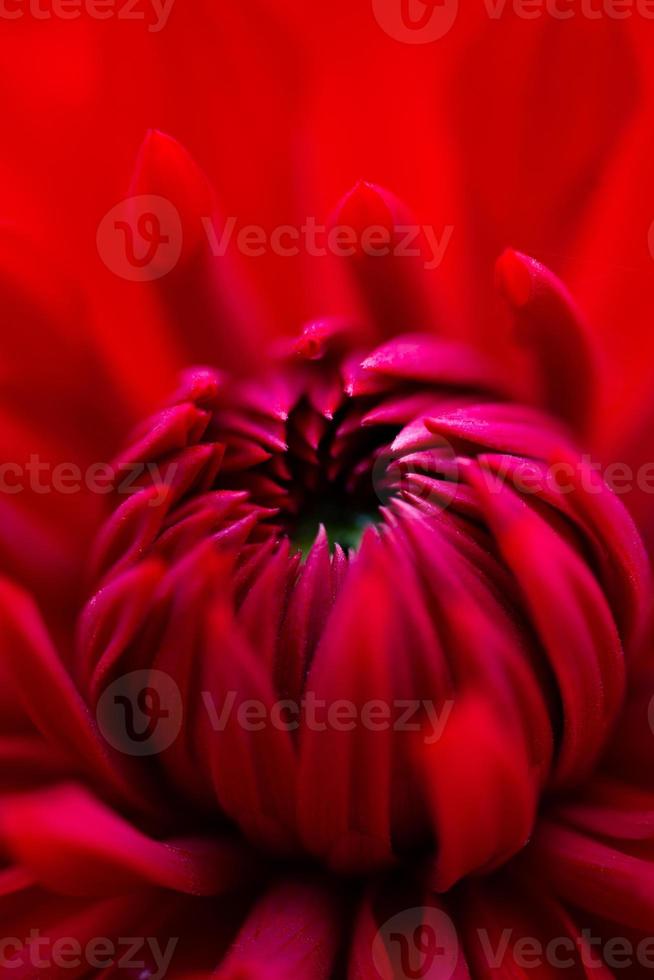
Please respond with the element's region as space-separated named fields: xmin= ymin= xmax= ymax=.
xmin=79 ymin=325 xmax=648 ymax=890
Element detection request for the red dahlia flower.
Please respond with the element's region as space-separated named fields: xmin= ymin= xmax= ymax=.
xmin=0 ymin=129 xmax=653 ymax=977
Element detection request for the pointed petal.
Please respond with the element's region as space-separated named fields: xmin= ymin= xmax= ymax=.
xmin=496 ymin=249 xmax=595 ymax=439
xmin=130 ymin=130 xmax=267 ymax=373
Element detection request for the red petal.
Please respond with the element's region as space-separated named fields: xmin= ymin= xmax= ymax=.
xmin=214 ymin=879 xmax=342 ymax=979
xmin=496 ymin=249 xmax=595 ymax=439
xmin=0 ymin=783 xmax=252 ymax=897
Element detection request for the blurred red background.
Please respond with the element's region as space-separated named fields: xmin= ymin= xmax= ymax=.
xmin=1 ymin=2 xmax=653 ymax=447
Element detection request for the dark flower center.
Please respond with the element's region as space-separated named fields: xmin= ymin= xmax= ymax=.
xmin=272 ymin=400 xmax=398 ymax=553
xmin=211 ymin=373 xmax=409 ymax=555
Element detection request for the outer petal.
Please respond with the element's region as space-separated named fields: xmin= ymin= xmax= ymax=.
xmin=0 ymin=783 xmax=253 ymax=898
xmin=0 ymin=230 xmax=133 ymax=625
xmin=214 ymin=878 xmax=342 ymax=979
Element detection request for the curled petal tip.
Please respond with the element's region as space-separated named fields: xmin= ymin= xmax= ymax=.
xmin=315 ymin=524 xmax=329 ymax=548
xmin=495 ymin=249 xmax=595 ymax=439
xmin=334 ymin=180 xmax=395 ymax=242
xmin=332 ymin=184 xmax=439 ymax=340
xmin=130 ymin=129 xmax=214 ymax=260
xmin=133 ymin=130 xmax=211 ymax=197
xmin=127 ymin=132 xmax=268 ymax=372
xmin=293 ymin=323 xmax=330 ymax=361
xmin=495 ymin=248 xmax=535 ymax=307
xmin=292 ymin=318 xmax=353 ymax=361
